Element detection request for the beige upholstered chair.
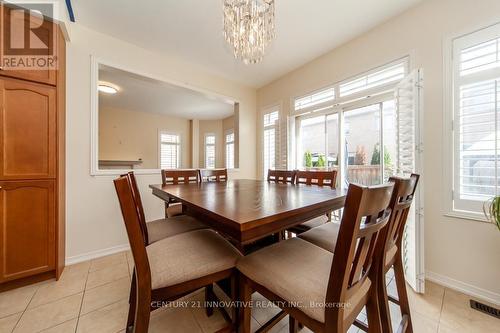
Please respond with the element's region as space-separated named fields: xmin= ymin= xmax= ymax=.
xmin=299 ymin=174 xmax=420 ymax=333
xmin=161 ymin=169 xmax=200 ymax=218
xmin=287 ymin=170 xmax=338 ymax=235
xmin=122 ymin=172 xmax=206 ymax=245
xmin=237 ymin=182 xmax=394 ymax=333
xmin=114 ymin=174 xmax=241 ymax=332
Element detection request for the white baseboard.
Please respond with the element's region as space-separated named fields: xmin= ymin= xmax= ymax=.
xmin=426 ymin=271 xmax=500 ymax=306
xmin=65 ymin=244 xmax=130 ymax=266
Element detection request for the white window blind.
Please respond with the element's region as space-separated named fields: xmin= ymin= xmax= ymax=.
xmin=263 ymin=109 xmax=279 ymax=177
xmin=452 ymin=23 xmax=500 ymax=214
xmin=295 ymin=87 xmax=335 ymax=111
xmin=160 ymin=133 xmax=180 ymax=169
xmin=225 ymin=131 xmax=235 ymax=169
xmin=339 ymin=61 xmax=407 ymax=98
xmin=205 ymin=134 xmax=216 ymax=169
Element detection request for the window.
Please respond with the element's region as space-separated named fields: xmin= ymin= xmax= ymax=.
xmin=205 ymin=134 xmax=216 ymax=169
xmin=225 ymin=131 xmax=235 ymax=169
xmin=339 ymin=60 xmax=407 ymax=98
xmin=295 ymin=87 xmax=335 ymax=111
xmin=263 ymin=108 xmax=279 ymax=176
xmin=294 ymin=58 xmax=410 ymax=187
xmin=451 ymin=24 xmax=500 ymax=215
xmin=159 ymin=132 xmax=180 ymax=169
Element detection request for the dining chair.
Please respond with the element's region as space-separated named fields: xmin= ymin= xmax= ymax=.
xmin=199 ymin=168 xmax=228 ymax=182
xmin=237 ymin=182 xmax=394 ymax=333
xmin=114 ymin=175 xmax=241 ymax=333
xmin=161 ymin=169 xmax=200 ymax=218
xmin=287 ymin=170 xmax=338 ymax=236
xmin=122 ymin=171 xmax=207 ymax=244
xmin=267 ymin=169 xmax=297 ymax=184
xmin=299 ymin=174 xmax=420 ymax=333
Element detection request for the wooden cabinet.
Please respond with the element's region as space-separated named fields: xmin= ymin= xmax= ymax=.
xmin=0 ymin=180 xmax=55 ymax=282
xmin=0 ymin=78 xmax=56 ymax=179
xmin=0 ymin=3 xmax=65 ymax=290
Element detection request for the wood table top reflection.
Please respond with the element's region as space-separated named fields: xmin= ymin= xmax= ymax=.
xmin=150 ymin=179 xmax=346 ymax=245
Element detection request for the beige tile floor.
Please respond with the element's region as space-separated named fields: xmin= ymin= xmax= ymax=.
xmin=0 ymin=251 xmax=498 ymax=333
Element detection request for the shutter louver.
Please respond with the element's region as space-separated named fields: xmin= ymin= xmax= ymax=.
xmin=395 ymin=69 xmax=424 ymax=293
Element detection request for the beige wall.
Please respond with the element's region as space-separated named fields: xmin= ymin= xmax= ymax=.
xmin=98 ymin=108 xmax=191 ymax=169
xmin=257 ymin=0 xmax=500 ymax=301
xmin=66 ymin=23 xmax=257 ymax=262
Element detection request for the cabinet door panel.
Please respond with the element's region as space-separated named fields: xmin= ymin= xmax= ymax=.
xmin=0 ymin=78 xmax=56 ymax=179
xmin=0 ymin=180 xmax=55 ymax=282
xmin=0 ymin=5 xmax=57 ymax=85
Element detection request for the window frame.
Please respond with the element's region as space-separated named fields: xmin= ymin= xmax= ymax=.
xmin=443 ymin=22 xmax=500 ymax=222
xmin=158 ymin=131 xmax=181 ymax=170
xmin=204 ymin=133 xmax=216 ymax=169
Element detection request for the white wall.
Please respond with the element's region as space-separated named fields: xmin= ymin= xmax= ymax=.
xmin=66 ymin=24 xmax=257 ymax=262
xmin=257 ymin=0 xmax=500 ymax=302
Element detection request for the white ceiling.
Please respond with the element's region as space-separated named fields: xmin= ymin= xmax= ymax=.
xmin=73 ymin=0 xmax=422 ymax=88
xmin=99 ymin=65 xmax=235 ymax=120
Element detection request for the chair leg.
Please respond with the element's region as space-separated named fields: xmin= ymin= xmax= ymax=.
xmin=164 ymin=202 xmax=169 ymax=218
xmin=394 ymin=256 xmax=413 ymax=333
xmin=366 ymin=275 xmax=383 ymax=333
xmin=231 ymin=272 xmax=239 ymax=327
xmin=378 ymin=268 xmax=393 ymax=333
xmin=238 ymin=277 xmax=252 ymax=333
xmin=126 ymin=271 xmax=137 ymax=331
xmin=326 ymin=211 xmax=332 ymax=222
xmin=205 ymin=284 xmax=214 ymax=317
xmin=289 ymin=315 xmax=298 ymax=333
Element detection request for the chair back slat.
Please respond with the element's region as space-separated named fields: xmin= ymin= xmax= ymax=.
xmin=267 ymin=169 xmax=297 ymax=184
xmin=121 ymin=172 xmax=149 ymax=245
xmin=114 ymin=176 xmax=152 ymax=289
xmin=295 ymin=170 xmax=337 ymax=188
xmin=161 ymin=169 xmax=200 ymax=185
xmin=199 ymin=169 xmax=228 ymax=182
xmin=382 ymin=174 xmax=420 ymax=261
xmin=325 ymin=182 xmax=393 ymax=327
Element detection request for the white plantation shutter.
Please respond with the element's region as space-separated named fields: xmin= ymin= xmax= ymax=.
xmin=452 ymin=24 xmax=500 ymax=214
xmin=205 ymin=134 xmax=216 ymax=169
xmin=160 ymin=133 xmax=180 ymax=169
xmin=225 ymin=132 xmax=235 ymax=169
xmin=395 ymin=69 xmax=424 ymax=293
xmin=263 ymin=109 xmax=279 ymax=177
xmin=340 ymin=60 xmax=407 ymax=98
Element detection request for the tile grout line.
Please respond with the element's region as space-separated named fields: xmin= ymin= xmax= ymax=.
xmin=436 ymin=288 xmax=447 ymax=332
xmin=11 ymin=283 xmax=42 ymax=333
xmin=74 ymin=261 xmax=92 ymax=333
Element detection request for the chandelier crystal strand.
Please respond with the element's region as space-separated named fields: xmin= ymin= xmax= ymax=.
xmin=223 ymin=0 xmax=275 ymax=65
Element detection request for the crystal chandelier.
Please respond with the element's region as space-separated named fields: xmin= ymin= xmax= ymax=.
xmin=223 ymin=0 xmax=276 ymax=65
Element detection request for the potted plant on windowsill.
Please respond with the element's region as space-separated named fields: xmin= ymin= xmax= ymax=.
xmin=483 ymin=197 xmax=500 ymax=231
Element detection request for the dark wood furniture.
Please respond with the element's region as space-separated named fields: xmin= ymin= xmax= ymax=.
xmin=298 ymin=175 xmax=420 ymax=333
xmin=376 ymin=174 xmax=419 ymax=333
xmin=149 ymin=180 xmax=346 ymax=249
xmin=160 ymin=169 xmax=200 ymax=218
xmin=287 ymin=170 xmax=338 ymax=235
xmin=0 ymin=4 xmax=66 ymax=290
xmin=122 ymin=172 xmax=207 ymax=245
xmin=199 ymin=168 xmax=228 ymax=182
xmin=267 ymin=169 xmax=297 ymax=184
xmin=114 ymin=175 xmax=241 ymax=333
xmin=236 ymin=182 xmax=394 ymax=333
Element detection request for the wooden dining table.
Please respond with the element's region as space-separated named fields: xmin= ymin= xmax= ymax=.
xmin=149 ymin=179 xmax=347 ymax=251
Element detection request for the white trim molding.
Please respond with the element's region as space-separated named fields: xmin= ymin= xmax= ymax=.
xmin=426 ymin=271 xmax=500 ymax=306
xmin=65 ymin=244 xmax=130 ymax=266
